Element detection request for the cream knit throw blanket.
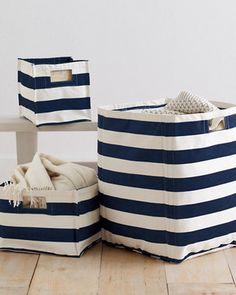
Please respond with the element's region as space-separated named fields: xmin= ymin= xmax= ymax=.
xmin=142 ymin=91 xmax=224 ymax=131
xmin=3 ymin=153 xmax=97 ymax=207
xmin=143 ymin=91 xmax=219 ymax=114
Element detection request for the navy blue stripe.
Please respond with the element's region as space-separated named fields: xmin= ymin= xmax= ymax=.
xmin=103 ymin=240 xmax=236 ymax=263
xmin=115 ymin=104 xmax=166 ymax=111
xmin=36 ymin=119 xmax=91 ymax=127
xmin=19 ymin=95 xmax=91 ymax=113
xmin=19 ymin=57 xmax=73 ymax=65
xmin=0 ymin=222 xmax=101 ymax=242
xmin=101 ymin=217 xmax=236 ymax=246
xmin=19 ymin=95 xmax=35 ymax=112
xmin=0 ymin=196 xmax=99 ymax=215
xmin=227 ymin=114 xmax=236 ymax=128
xmin=98 ymin=114 xmax=209 ymax=136
xmin=18 ymin=71 xmax=90 ymax=89
xmin=98 ymin=114 xmax=236 ymax=136
xmin=79 ymin=197 xmax=99 ymax=215
xmin=98 ymin=167 xmax=236 ymax=192
xmin=98 ymin=141 xmax=236 ymax=164
xmin=100 ymin=193 xmax=236 ymax=219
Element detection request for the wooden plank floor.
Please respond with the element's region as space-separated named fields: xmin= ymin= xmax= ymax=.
xmin=0 ymin=245 xmax=235 ymax=295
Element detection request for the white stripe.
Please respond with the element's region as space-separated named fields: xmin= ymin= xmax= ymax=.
xmin=20 ymin=106 xmax=91 ymax=125
xmin=18 ymin=59 xmax=89 ymax=77
xmin=0 ymin=233 xmax=100 ymax=256
xmin=98 ymin=180 xmax=236 ymax=206
xmin=98 ymin=153 xmax=236 ymax=178
xmin=98 ymin=99 xmax=236 ymax=123
xmin=0 ymin=184 xmax=98 ymax=203
xmin=18 ymin=59 xmax=33 ymax=76
xmin=98 ymin=126 xmax=236 ymax=151
xmin=19 ymin=105 xmax=36 ymax=124
xmin=0 ymin=209 xmax=99 ymax=229
xmin=102 ymin=230 xmax=235 ymax=261
xmin=100 ymin=206 xmax=236 ymax=233
xmin=18 ymin=83 xmax=89 ymax=101
xmin=99 ymin=98 xmax=168 ymax=112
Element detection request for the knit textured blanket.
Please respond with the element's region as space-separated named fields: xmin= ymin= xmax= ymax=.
xmin=142 ymin=91 xmax=224 ymax=131
xmin=143 ymin=91 xmax=219 ymax=114
xmin=3 ymin=153 xmax=97 ymax=207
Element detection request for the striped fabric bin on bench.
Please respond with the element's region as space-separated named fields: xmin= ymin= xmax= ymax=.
xmin=98 ymin=98 xmax=236 ymax=263
xmin=0 ymin=184 xmax=100 ymax=256
xmin=18 ymin=57 xmax=91 ymax=126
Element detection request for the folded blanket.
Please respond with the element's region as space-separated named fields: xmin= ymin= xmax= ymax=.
xmin=3 ymin=153 xmax=97 ymax=207
xmin=143 ymin=91 xmax=219 ymax=114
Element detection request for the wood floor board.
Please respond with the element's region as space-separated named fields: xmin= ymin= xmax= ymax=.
xmin=168 ymin=283 xmax=236 ymax=295
xmin=165 ymin=251 xmax=233 ymax=284
xmin=0 ymin=252 xmax=39 ymax=289
xmin=98 ymin=245 xmax=168 ymax=295
xmin=225 ymin=248 xmax=236 ymax=285
xmin=0 ymin=287 xmax=28 ymax=295
xmin=27 ymin=244 xmax=102 ymax=295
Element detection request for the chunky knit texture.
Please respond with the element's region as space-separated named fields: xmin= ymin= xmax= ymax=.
xmin=143 ymin=91 xmax=218 ymax=114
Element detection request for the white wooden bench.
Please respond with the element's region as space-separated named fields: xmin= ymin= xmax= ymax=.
xmin=0 ymin=117 xmax=97 ymax=164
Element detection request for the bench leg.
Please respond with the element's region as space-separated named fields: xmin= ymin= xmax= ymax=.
xmin=16 ymin=132 xmax=38 ymax=164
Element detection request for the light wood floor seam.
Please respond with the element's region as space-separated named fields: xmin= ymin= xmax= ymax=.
xmin=26 ymin=255 xmax=40 ymax=295
xmin=97 ymin=244 xmax=104 ymax=295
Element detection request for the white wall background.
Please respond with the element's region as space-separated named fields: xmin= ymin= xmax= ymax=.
xmin=0 ymin=0 xmax=236 ymax=179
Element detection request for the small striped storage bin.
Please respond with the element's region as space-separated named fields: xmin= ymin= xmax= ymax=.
xmin=18 ymin=57 xmax=91 ymax=126
xmin=98 ymin=99 xmax=236 ymax=263
xmin=0 ymin=184 xmax=100 ymax=256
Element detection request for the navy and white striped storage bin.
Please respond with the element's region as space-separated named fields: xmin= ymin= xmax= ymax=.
xmin=98 ymin=99 xmax=236 ymax=263
xmin=18 ymin=57 xmax=91 ymax=126
xmin=0 ymin=183 xmax=100 ymax=256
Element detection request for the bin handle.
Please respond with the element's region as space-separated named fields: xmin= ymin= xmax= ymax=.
xmin=22 ymin=195 xmax=47 ymax=209
xmin=208 ymin=117 xmax=225 ymax=132
xmin=50 ymin=69 xmax=73 ymax=83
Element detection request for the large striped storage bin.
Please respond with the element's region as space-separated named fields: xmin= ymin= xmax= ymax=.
xmin=0 ymin=183 xmax=100 ymax=256
xmin=98 ymin=99 xmax=236 ymax=263
xmin=18 ymin=57 xmax=91 ymax=126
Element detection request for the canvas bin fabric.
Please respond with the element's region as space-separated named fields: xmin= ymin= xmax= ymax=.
xmin=0 ymin=183 xmax=100 ymax=256
xmin=98 ymin=98 xmax=236 ymax=263
xmin=18 ymin=57 xmax=91 ymax=126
